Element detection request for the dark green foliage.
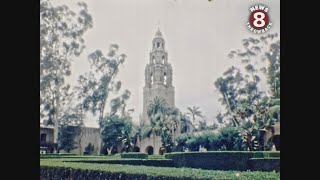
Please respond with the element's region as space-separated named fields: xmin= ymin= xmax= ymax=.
xmin=40 ymin=153 xmax=77 ymax=159
xmin=175 ymin=127 xmax=244 ymax=152
xmin=84 ymin=143 xmax=95 ymax=155
xmin=120 ymin=152 xmax=148 ymax=159
xmin=101 ymin=115 xmax=132 ymax=153
xmin=40 ymin=160 xmax=280 ymax=180
xmin=164 ymin=151 xmax=280 ymax=171
xmin=218 ymin=127 xmax=244 ymax=150
xmin=59 ymin=126 xmax=81 ymax=153
xmin=64 ymin=159 xmax=174 ymax=167
xmin=248 ymin=158 xmax=280 ymax=172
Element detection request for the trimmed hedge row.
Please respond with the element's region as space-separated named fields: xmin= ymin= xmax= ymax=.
xmin=40 ymin=160 xmax=280 ymax=180
xmin=40 ymin=153 xmax=77 ymax=157
xmin=65 ymin=159 xmax=174 ymax=167
xmin=164 ymin=151 xmax=280 ymax=171
xmin=120 ymin=152 xmax=148 ymax=159
xmin=248 ymin=158 xmax=280 ymax=172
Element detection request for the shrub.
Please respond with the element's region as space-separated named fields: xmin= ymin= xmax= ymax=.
xmin=40 ymin=160 xmax=280 ymax=180
xmin=164 ymin=151 xmax=280 ymax=171
xmin=248 ymin=158 xmax=280 ymax=172
xmin=120 ymin=152 xmax=148 ymax=159
xmin=40 ymin=153 xmax=77 ymax=158
xmin=64 ymin=159 xmax=174 ymax=167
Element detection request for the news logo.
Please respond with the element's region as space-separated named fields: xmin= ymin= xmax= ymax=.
xmin=246 ymin=5 xmax=272 ymax=33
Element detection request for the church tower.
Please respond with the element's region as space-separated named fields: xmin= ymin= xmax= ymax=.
xmin=141 ymin=29 xmax=175 ymax=125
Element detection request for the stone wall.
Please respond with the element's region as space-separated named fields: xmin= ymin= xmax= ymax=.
xmin=69 ymin=127 xmax=101 ymax=155
xmin=140 ymin=135 xmax=163 ymax=155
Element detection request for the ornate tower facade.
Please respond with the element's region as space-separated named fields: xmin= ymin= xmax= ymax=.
xmin=139 ymin=29 xmax=175 ymax=155
xmin=141 ymin=29 xmax=175 ymax=125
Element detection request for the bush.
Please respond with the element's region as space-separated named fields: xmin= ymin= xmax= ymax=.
xmin=164 ymin=151 xmax=280 ymax=171
xmin=248 ymin=158 xmax=280 ymax=172
xmin=64 ymin=159 xmax=174 ymax=167
xmin=40 ymin=160 xmax=280 ymax=180
xmin=120 ymin=152 xmax=148 ymax=159
xmin=40 ymin=153 xmax=77 ymax=158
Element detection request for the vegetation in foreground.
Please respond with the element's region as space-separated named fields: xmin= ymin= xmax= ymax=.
xmin=41 ymin=157 xmax=280 ymax=180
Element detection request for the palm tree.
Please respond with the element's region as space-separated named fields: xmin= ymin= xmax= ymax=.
xmin=141 ymin=115 xmax=161 ymax=153
xmin=164 ymin=107 xmax=180 ymax=149
xmin=186 ymin=106 xmax=204 ymax=128
xmin=180 ymin=113 xmax=193 ymax=134
xmin=147 ymin=97 xmax=168 ymax=118
xmin=143 ymin=97 xmax=169 ymax=153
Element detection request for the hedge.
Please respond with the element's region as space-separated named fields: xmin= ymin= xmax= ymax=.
xmin=40 ymin=153 xmax=77 ymax=157
xmin=64 ymin=159 xmax=174 ymax=167
xmin=164 ymin=151 xmax=280 ymax=171
xmin=40 ymin=160 xmax=280 ymax=180
xmin=248 ymin=158 xmax=280 ymax=172
xmin=120 ymin=152 xmax=148 ymax=159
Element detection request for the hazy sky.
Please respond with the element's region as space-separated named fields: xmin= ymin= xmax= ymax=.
xmin=52 ymin=0 xmax=280 ymax=127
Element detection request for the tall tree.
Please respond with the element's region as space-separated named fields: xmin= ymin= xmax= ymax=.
xmin=142 ymin=97 xmax=169 ymax=153
xmin=215 ymin=33 xmax=280 ymax=150
xmin=40 ymin=0 xmax=93 ymax=145
xmin=81 ymin=45 xmax=126 ymax=127
xmin=186 ymin=106 xmax=204 ymax=129
xmin=179 ymin=113 xmax=193 ymax=134
xmin=162 ymin=107 xmax=180 ymax=152
xmin=141 ymin=115 xmax=162 ymax=153
xmin=77 ymin=45 xmax=127 ymax=154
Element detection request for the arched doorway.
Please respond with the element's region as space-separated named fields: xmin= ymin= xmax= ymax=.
xmin=145 ymin=146 xmax=154 ymax=155
xmin=133 ymin=146 xmax=140 ymax=152
xmin=159 ymin=147 xmax=165 ymax=155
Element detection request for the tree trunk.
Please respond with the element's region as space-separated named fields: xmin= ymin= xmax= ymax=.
xmin=153 ymin=132 xmax=156 ymax=155
xmin=78 ymin=127 xmax=83 ymax=155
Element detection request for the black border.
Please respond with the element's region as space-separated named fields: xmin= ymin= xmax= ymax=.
xmin=2 ymin=0 xmax=39 ymax=179
xmin=2 ymin=0 xmax=311 ymax=179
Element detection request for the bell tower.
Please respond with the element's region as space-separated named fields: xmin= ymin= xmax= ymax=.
xmin=142 ymin=29 xmax=175 ymax=125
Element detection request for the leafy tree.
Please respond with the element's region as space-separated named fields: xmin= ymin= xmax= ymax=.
xmin=175 ymin=133 xmax=189 ymax=152
xmin=40 ymin=0 xmax=93 ymax=144
xmin=214 ymin=33 xmax=280 ymax=150
xmin=218 ymin=127 xmax=243 ymax=151
xmin=56 ymin=84 xmax=84 ymax=153
xmin=77 ymin=44 xmax=127 ymax=154
xmin=59 ymin=126 xmax=81 ymax=153
xmin=100 ymin=89 xmax=133 ymax=154
xmin=101 ymin=115 xmax=132 ymax=154
xmin=185 ymin=136 xmax=200 ymax=151
xmin=80 ymin=45 xmax=127 ymax=127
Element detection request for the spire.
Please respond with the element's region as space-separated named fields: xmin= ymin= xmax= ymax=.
xmin=155 ymin=28 xmax=162 ymax=37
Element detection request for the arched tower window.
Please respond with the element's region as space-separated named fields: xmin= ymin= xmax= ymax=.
xmin=151 ymin=73 xmax=154 ymax=85
xmin=157 ymin=42 xmax=160 ymax=48
xmin=152 ymin=56 xmax=155 ymax=64
xmin=162 ymin=56 xmax=165 ymax=64
xmin=164 ymin=72 xmax=167 ymax=85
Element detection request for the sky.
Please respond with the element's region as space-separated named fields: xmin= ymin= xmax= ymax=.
xmin=51 ymin=0 xmax=280 ymax=127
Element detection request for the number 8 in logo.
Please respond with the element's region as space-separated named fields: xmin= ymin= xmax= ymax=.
xmin=250 ymin=10 xmax=269 ymax=29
